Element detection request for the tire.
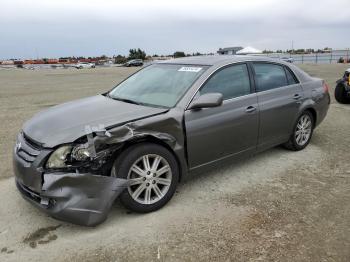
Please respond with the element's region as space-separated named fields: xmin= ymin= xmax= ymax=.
xmin=335 ymin=83 xmax=350 ymax=104
xmin=283 ymin=111 xmax=314 ymax=151
xmin=112 ymin=143 xmax=179 ymax=213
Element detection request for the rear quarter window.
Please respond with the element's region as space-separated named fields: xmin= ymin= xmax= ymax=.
xmin=284 ymin=67 xmax=299 ymax=85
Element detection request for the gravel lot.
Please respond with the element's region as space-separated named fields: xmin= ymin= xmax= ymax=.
xmin=0 ymin=64 xmax=349 ymax=261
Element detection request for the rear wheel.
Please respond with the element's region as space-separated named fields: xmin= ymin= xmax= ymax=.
xmin=284 ymin=111 xmax=314 ymax=151
xmin=112 ymin=143 xmax=179 ymax=213
xmin=335 ymin=83 xmax=350 ymax=104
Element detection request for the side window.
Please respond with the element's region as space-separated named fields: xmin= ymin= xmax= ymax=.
xmin=285 ymin=67 xmax=299 ymax=85
xmin=253 ymin=63 xmax=288 ymax=92
xmin=199 ymin=64 xmax=251 ymax=100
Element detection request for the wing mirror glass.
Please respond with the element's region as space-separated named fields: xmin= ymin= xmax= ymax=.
xmin=188 ymin=93 xmax=223 ymax=110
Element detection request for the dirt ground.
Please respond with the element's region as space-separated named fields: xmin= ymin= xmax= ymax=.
xmin=0 ymin=64 xmax=349 ymax=261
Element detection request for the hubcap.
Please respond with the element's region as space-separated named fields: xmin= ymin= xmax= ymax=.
xmin=127 ymin=154 xmax=172 ymax=205
xmin=295 ymin=114 xmax=312 ymax=146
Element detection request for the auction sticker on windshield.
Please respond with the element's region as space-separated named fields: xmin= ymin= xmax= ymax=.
xmin=178 ymin=67 xmax=202 ymax=72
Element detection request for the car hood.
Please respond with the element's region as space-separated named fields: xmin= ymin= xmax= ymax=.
xmin=23 ymin=95 xmax=168 ymax=147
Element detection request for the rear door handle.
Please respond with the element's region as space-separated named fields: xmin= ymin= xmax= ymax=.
xmin=293 ymin=94 xmax=302 ymax=100
xmin=246 ymin=106 xmax=256 ymax=113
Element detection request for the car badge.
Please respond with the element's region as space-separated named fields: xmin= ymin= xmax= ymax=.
xmin=15 ymin=142 xmax=21 ymax=153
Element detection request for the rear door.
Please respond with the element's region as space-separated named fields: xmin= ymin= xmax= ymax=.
xmin=184 ymin=63 xmax=259 ymax=168
xmin=251 ymin=62 xmax=303 ymax=150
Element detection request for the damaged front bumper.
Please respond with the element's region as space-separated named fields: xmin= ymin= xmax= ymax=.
xmin=13 ymin=133 xmax=128 ymax=226
xmin=15 ymin=174 xmax=127 ymax=226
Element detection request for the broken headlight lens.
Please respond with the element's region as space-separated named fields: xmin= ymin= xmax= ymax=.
xmin=46 ymin=144 xmax=91 ymax=169
xmin=46 ymin=145 xmax=73 ymax=168
xmin=71 ymin=146 xmax=90 ymax=161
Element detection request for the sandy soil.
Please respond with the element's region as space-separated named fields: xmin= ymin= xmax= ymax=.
xmin=0 ymin=64 xmax=349 ymax=261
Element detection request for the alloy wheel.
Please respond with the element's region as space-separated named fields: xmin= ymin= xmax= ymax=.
xmin=295 ymin=114 xmax=312 ymax=146
xmin=127 ymin=154 xmax=172 ymax=205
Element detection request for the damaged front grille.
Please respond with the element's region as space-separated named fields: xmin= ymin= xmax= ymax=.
xmin=16 ymin=133 xmax=42 ymax=165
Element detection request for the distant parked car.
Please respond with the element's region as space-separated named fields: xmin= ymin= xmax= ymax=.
xmin=335 ymin=68 xmax=350 ymax=104
xmin=75 ymin=62 xmax=95 ymax=69
xmin=280 ymin=57 xmax=294 ymax=63
xmin=124 ymin=59 xmax=143 ymax=67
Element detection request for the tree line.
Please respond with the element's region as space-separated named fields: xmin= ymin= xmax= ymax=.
xmin=262 ymin=47 xmax=333 ymax=54
xmin=113 ymin=49 xmax=213 ymax=63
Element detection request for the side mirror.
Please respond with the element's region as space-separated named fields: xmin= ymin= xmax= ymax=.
xmin=188 ymin=93 xmax=223 ymax=110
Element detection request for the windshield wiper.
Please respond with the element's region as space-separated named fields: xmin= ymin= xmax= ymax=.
xmin=107 ymin=95 xmax=141 ymax=105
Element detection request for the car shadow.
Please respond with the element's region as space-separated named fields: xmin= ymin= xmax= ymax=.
xmin=28 ymin=144 xmax=311 ymax=231
xmin=103 ymin=145 xmax=294 ymax=225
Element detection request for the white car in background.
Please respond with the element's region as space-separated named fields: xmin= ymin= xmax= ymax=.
xmin=75 ymin=62 xmax=96 ymax=69
xmin=280 ymin=57 xmax=294 ymax=63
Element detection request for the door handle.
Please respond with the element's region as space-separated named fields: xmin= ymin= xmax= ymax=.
xmin=293 ymin=94 xmax=302 ymax=100
xmin=246 ymin=106 xmax=256 ymax=113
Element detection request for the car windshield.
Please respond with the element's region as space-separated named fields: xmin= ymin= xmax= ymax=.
xmin=108 ymin=64 xmax=208 ymax=108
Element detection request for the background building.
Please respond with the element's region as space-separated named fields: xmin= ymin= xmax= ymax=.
xmin=217 ymin=46 xmax=243 ymax=55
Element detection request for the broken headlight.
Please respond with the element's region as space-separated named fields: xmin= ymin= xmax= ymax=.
xmin=71 ymin=145 xmax=91 ymax=161
xmin=46 ymin=144 xmax=91 ymax=169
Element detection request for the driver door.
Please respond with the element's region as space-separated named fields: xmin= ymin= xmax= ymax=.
xmin=184 ymin=63 xmax=259 ymax=169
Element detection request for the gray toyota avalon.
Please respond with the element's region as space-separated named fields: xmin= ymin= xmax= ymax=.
xmin=13 ymin=56 xmax=330 ymax=226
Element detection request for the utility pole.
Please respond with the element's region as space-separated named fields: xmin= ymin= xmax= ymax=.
xmin=35 ymin=48 xmax=39 ymax=60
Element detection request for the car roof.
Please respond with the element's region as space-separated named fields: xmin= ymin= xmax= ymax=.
xmin=156 ymin=55 xmax=313 ymax=83
xmin=156 ymin=55 xmax=282 ymax=66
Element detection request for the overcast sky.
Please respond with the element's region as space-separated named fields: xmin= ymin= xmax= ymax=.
xmin=1 ymin=0 xmax=350 ymax=59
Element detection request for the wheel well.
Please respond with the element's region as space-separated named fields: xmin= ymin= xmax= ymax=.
xmin=305 ymin=108 xmax=317 ymax=126
xmin=112 ymin=136 xmax=183 ymax=181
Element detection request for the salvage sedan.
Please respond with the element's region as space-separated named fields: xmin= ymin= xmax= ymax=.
xmin=13 ymin=56 xmax=330 ymax=226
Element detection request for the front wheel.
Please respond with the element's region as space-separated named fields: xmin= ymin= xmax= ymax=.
xmin=283 ymin=111 xmax=314 ymax=151
xmin=112 ymin=143 xmax=179 ymax=213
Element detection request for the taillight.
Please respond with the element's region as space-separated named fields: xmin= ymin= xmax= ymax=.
xmin=323 ymin=82 xmax=329 ymax=93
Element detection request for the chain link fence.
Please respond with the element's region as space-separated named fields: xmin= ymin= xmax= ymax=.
xmin=264 ymin=50 xmax=350 ymax=64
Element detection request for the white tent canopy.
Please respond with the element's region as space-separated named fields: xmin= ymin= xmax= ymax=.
xmin=236 ymin=46 xmax=262 ymax=55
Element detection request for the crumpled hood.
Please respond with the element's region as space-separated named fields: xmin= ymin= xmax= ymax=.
xmin=23 ymin=95 xmax=168 ymax=147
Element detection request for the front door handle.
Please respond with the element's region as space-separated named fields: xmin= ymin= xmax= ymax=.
xmin=246 ymin=106 xmax=256 ymax=113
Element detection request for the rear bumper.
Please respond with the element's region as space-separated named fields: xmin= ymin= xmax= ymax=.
xmin=314 ymin=93 xmax=330 ymax=127
xmin=15 ymin=174 xmax=127 ymax=226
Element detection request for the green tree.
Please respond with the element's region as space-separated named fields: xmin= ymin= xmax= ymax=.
xmin=115 ymin=55 xmax=127 ymax=64
xmin=128 ymin=48 xmax=146 ymax=60
xmin=173 ymin=51 xmax=186 ymax=58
